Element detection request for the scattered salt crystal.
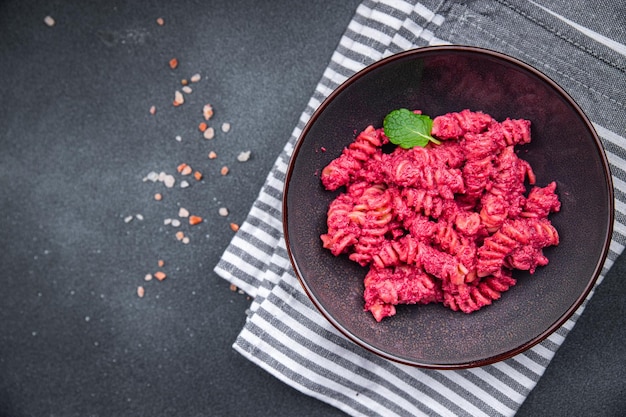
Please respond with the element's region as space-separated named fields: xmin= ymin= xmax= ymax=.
xmin=203 ymin=127 xmax=215 ymax=140
xmin=149 ymin=105 xmax=156 ymax=115
xmin=174 ymin=90 xmax=184 ymax=105
xmin=237 ymin=151 xmax=251 ymax=162
xmin=180 ymin=180 xmax=190 ymax=188
xmin=171 ymin=219 xmax=181 ymax=227
xmin=156 ymin=17 xmax=165 ymax=26
xmin=221 ymin=122 xmax=231 ymax=133
xmin=145 ymin=274 xmax=153 ymax=281
xmin=124 ymin=215 xmax=133 ymax=223
xmin=190 ymin=73 xmax=201 ymax=83
xmin=135 ymin=214 xmax=144 ymax=221
xmin=164 ymin=218 xmax=172 ymax=225
xmin=175 ymin=135 xmax=182 ymax=142
xmin=218 ymin=207 xmax=228 ymax=216
xmin=202 ymin=104 xmax=214 ymax=120
xmin=44 ymin=16 xmax=55 ymax=27
xmin=158 ymin=172 xmax=168 ymax=182
xmin=180 ymin=165 xmax=192 ymax=175
xmin=144 ymin=171 xmax=159 ymax=182
xmin=137 ymin=286 xmax=145 ymax=298
xmin=182 ymin=86 xmax=192 ymax=94
xmin=182 ymin=237 xmax=190 ymax=244
xmin=163 ymin=175 xmax=175 ymax=188
xmin=178 ymin=207 xmax=189 ymax=218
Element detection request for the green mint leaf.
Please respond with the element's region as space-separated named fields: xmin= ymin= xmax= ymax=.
xmin=383 ymin=108 xmax=441 ymax=149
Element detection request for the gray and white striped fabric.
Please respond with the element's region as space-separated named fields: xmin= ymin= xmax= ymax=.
xmin=215 ymin=1 xmax=626 ymax=415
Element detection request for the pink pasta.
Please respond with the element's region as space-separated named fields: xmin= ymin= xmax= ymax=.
xmin=320 ymin=109 xmax=560 ymax=322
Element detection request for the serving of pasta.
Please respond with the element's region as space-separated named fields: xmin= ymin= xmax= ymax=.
xmin=320 ymin=109 xmax=561 ymax=322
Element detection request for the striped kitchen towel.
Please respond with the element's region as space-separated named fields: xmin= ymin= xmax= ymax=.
xmin=215 ymin=0 xmax=626 ymax=415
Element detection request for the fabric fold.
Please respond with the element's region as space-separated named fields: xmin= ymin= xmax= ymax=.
xmin=215 ymin=1 xmax=626 ymax=416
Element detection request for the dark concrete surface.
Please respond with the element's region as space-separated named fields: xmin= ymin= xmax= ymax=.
xmin=0 ymin=1 xmax=624 ymax=416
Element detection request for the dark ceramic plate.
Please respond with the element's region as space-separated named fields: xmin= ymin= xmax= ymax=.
xmin=283 ymin=46 xmax=614 ymax=369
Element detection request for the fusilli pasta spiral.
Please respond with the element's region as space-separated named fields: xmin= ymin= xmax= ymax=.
xmin=320 ymin=109 xmax=560 ymax=321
